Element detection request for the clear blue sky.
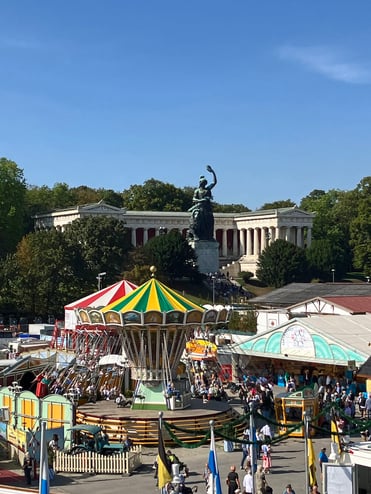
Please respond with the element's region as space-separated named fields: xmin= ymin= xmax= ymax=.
xmin=1 ymin=1 xmax=370 ymax=210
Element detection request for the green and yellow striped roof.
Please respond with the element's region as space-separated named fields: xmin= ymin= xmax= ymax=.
xmin=101 ymin=278 xmax=205 ymax=314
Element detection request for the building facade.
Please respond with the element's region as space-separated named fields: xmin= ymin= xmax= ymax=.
xmin=33 ymin=202 xmax=314 ymax=275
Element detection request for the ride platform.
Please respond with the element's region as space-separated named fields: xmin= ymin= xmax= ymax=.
xmin=76 ymin=396 xmax=244 ymax=446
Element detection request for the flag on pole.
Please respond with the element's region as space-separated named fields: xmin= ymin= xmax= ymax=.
xmin=307 ymin=437 xmax=317 ymax=488
xmin=331 ymin=416 xmax=342 ymax=456
xmin=39 ymin=421 xmax=49 ymax=494
xmin=208 ymin=424 xmax=222 ymax=494
xmin=157 ymin=420 xmax=172 ymax=490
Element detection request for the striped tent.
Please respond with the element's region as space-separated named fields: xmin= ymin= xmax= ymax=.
xmin=101 ymin=277 xmax=204 ymax=313
xmin=64 ymin=279 xmax=137 ymax=330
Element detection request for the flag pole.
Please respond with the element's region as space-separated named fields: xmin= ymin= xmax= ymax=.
xmin=39 ymin=420 xmax=49 ymax=494
xmin=249 ymin=402 xmax=256 ymax=494
xmin=304 ymin=411 xmax=310 ymax=494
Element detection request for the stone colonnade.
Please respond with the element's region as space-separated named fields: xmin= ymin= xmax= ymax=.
xmin=33 ymin=203 xmax=315 ymax=275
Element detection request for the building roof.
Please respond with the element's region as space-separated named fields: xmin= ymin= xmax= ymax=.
xmin=250 ymin=283 xmax=371 ymax=308
xmin=357 ymin=356 xmax=371 ymax=378
xmin=228 ymin=314 xmax=371 ymax=367
xmin=322 ymin=296 xmax=371 ymax=314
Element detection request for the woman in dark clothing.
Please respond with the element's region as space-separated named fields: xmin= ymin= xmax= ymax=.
xmin=226 ymin=465 xmax=240 ymax=494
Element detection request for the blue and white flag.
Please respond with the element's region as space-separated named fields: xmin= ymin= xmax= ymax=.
xmin=39 ymin=421 xmax=49 ymax=494
xmin=208 ymin=425 xmax=222 ymax=494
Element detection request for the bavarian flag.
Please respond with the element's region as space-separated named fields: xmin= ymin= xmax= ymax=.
xmin=157 ymin=421 xmax=172 ymax=489
xmin=308 ymin=437 xmax=317 ymax=488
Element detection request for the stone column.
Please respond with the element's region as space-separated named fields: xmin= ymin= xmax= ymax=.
xmin=222 ymin=229 xmax=228 ymax=257
xmin=233 ymin=229 xmax=238 ymax=256
xmin=143 ymin=229 xmax=148 ymax=244
xmin=240 ymin=229 xmax=246 ymax=256
xmin=246 ymin=228 xmax=252 ymax=255
xmin=131 ymin=228 xmax=136 ymax=247
xmin=296 ymin=227 xmax=303 ymax=247
xmin=253 ymin=228 xmax=260 ymax=255
xmin=269 ymin=226 xmax=275 ymax=242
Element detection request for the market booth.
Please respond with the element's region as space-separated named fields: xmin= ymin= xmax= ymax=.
xmin=274 ymin=387 xmax=319 ymax=438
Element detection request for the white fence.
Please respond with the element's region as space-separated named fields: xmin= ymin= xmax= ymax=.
xmin=54 ymin=445 xmax=142 ymax=475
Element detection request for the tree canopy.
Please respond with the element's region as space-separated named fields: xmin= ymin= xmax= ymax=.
xmin=256 ymin=239 xmax=310 ymax=288
xmin=0 ymin=158 xmax=27 ymax=256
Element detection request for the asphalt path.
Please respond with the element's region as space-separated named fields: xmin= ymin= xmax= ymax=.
xmin=47 ymin=434 xmax=333 ymax=494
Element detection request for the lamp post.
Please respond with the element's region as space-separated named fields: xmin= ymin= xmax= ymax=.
xmin=8 ymin=381 xmax=23 ymax=429
xmin=331 ymin=268 xmax=335 ymax=283
xmin=212 ymin=276 xmax=216 ymax=306
xmin=96 ymin=272 xmax=106 ymax=291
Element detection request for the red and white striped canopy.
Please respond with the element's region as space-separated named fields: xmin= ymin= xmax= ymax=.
xmin=64 ymin=280 xmax=137 ymax=330
xmin=65 ymin=280 xmax=137 ymax=310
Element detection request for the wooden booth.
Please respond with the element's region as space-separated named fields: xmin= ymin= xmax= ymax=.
xmin=274 ymin=387 xmax=319 ymax=438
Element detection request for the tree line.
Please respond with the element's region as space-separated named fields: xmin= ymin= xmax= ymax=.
xmin=0 ymin=157 xmax=370 ymax=322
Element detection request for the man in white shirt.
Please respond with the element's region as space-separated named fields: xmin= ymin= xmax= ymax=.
xmin=260 ymin=423 xmax=272 ymax=441
xmin=242 ymin=468 xmax=253 ymax=494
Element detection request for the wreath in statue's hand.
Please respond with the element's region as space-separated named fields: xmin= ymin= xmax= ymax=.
xmin=206 ymin=164 xmax=213 ymax=173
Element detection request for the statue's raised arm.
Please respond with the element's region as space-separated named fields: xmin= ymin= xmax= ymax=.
xmin=206 ymin=165 xmax=217 ymax=189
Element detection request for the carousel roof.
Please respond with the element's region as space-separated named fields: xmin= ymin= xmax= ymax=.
xmin=75 ymin=277 xmax=231 ymax=327
xmin=65 ymin=279 xmax=137 ymax=310
xmin=102 ymin=277 xmax=204 ymax=313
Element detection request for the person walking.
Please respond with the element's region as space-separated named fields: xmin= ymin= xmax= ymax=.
xmin=365 ymin=393 xmax=371 ymax=419
xmin=23 ymin=453 xmax=33 ymax=486
xmin=282 ymin=484 xmax=296 ymax=494
xmin=262 ymin=443 xmax=272 ymax=474
xmin=242 ymin=468 xmax=253 ymax=494
xmin=226 ymin=465 xmax=240 ymax=494
xmin=240 ymin=427 xmax=250 ymax=470
xmin=255 ymin=464 xmax=267 ymax=494
xmin=318 ymin=447 xmax=328 ymax=473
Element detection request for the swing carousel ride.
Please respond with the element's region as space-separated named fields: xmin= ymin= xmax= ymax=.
xmin=74 ymin=267 xmax=230 ymax=410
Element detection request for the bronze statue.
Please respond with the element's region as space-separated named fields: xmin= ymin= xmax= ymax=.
xmin=188 ymin=165 xmax=217 ymax=241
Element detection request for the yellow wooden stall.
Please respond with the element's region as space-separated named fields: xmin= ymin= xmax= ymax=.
xmin=274 ymin=387 xmax=319 ymax=438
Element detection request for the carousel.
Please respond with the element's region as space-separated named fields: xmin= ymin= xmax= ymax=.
xmin=74 ymin=267 xmax=231 ymax=410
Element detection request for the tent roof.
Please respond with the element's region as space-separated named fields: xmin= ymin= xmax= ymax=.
xmin=250 ymin=283 xmax=371 ymax=308
xmin=224 ymin=314 xmax=371 ymax=367
xmin=65 ymin=279 xmax=137 ymax=310
xmin=102 ymin=277 xmax=205 ymax=313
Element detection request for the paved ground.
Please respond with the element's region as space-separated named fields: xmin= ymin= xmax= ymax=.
xmin=0 ymin=429 xmax=339 ymax=494
xmin=0 ymin=389 xmax=360 ymax=494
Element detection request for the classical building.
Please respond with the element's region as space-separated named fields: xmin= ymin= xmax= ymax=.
xmin=33 ymin=201 xmax=314 ymax=275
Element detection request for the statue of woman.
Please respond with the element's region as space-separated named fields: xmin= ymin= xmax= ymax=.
xmin=188 ymin=165 xmax=217 ymax=241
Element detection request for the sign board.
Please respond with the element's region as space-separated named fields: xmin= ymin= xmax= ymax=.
xmin=323 ymin=463 xmax=355 ymax=494
xmin=0 ymin=407 xmax=9 ymax=422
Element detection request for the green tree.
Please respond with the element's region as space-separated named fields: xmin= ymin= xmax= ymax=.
xmin=228 ymin=309 xmax=257 ymax=332
xmin=213 ymin=203 xmax=250 ymax=213
xmin=256 ymin=239 xmax=310 ymax=288
xmin=349 ymin=177 xmax=371 ymax=275
xmin=64 ymin=216 xmax=132 ymax=287
xmin=122 ymin=179 xmax=192 ymax=211
xmin=0 ymin=157 xmax=27 ymax=257
xmin=300 ymin=188 xmax=352 ymax=272
xmin=2 ymin=229 xmax=83 ymax=319
xmin=143 ymin=230 xmax=199 ymax=281
xmin=306 ymin=239 xmax=347 ymax=281
xmin=258 ymin=199 xmax=296 ymax=210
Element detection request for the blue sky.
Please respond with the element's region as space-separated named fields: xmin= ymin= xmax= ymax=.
xmin=1 ymin=1 xmax=371 ymax=210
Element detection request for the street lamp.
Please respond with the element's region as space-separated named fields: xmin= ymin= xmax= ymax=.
xmin=8 ymin=381 xmax=23 ymax=429
xmin=96 ymin=272 xmax=107 ymax=291
xmin=331 ymin=268 xmax=335 ymax=283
